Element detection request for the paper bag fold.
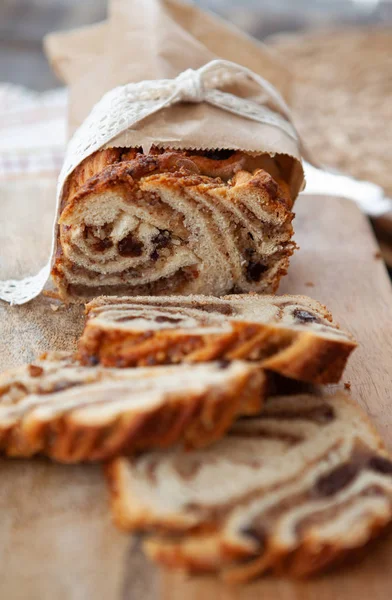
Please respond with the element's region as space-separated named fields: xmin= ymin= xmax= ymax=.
xmin=45 ymin=0 xmax=303 ymax=197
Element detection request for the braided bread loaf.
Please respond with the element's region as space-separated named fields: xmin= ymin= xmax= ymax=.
xmin=79 ymin=293 xmax=356 ymax=383
xmin=0 ymin=352 xmax=266 ymax=462
xmin=107 ymin=392 xmax=392 ymax=581
xmin=52 ymin=147 xmax=295 ymax=302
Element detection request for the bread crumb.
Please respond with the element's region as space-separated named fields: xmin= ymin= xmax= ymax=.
xmin=43 ymin=289 xmax=62 ymax=300
xmin=374 ymin=251 xmax=382 ymax=260
xmin=305 ymin=281 xmax=314 ymax=287
xmin=50 ymin=304 xmax=60 ymax=312
xmin=344 ymin=381 xmax=351 ymax=390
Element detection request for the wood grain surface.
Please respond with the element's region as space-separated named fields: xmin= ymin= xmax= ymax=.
xmin=0 ymin=178 xmax=391 ymax=598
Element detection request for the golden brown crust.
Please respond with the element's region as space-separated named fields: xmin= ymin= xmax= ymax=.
xmin=143 ymin=518 xmax=392 ymax=581
xmin=63 ymin=148 xmax=123 ymax=209
xmin=79 ymin=321 xmax=355 ymax=383
xmin=64 ymin=148 xmax=292 ymax=208
xmin=61 ymin=151 xmax=292 ymax=224
xmin=0 ymin=355 xmax=266 ymax=463
xmin=78 ymin=294 xmax=356 ymax=384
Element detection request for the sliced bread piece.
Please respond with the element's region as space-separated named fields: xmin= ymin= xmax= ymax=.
xmin=106 ymin=392 xmax=392 ymax=580
xmin=0 ymin=352 xmax=266 ymax=462
xmin=79 ymin=293 xmax=356 ymax=383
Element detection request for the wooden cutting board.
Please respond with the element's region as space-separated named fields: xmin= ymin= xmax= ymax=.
xmin=1 ymin=178 xmax=392 ymax=599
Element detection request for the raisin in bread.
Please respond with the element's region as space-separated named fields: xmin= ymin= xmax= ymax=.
xmin=52 ymin=148 xmax=295 ymax=302
xmin=79 ymin=293 xmax=356 ymax=383
xmin=106 ymin=392 xmax=392 ymax=580
xmin=0 ymin=352 xmax=266 ymax=462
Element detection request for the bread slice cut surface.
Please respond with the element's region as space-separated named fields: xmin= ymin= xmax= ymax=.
xmin=106 ymin=392 xmax=392 ymax=580
xmin=79 ymin=293 xmax=356 ymax=383
xmin=52 ymin=148 xmax=295 ymax=301
xmin=0 ymin=352 xmax=266 ymax=462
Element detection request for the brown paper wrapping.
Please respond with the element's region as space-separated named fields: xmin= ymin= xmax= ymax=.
xmin=44 ymin=0 xmax=304 ymax=198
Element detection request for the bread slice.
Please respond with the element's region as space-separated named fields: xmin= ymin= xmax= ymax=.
xmin=106 ymin=392 xmax=392 ymax=580
xmin=79 ymin=293 xmax=356 ymax=383
xmin=52 ymin=147 xmax=295 ymax=302
xmin=0 ymin=352 xmax=266 ymax=463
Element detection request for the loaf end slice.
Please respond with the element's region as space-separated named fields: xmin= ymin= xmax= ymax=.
xmin=53 ymin=148 xmax=295 ymax=302
xmin=106 ymin=392 xmax=392 ymax=580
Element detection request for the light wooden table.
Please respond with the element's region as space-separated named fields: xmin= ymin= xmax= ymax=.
xmin=0 ymin=178 xmax=391 ymax=599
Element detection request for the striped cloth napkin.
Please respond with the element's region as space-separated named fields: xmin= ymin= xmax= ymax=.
xmin=0 ymin=83 xmax=67 ymax=179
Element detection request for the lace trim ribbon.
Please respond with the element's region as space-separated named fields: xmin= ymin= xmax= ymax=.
xmin=0 ymin=59 xmax=299 ymax=305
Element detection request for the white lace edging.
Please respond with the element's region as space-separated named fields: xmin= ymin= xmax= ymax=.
xmin=0 ymin=264 xmax=51 ymax=306
xmin=0 ymin=59 xmax=300 ymax=305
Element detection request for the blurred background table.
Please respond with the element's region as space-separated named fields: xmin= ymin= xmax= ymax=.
xmin=2 ymin=0 xmax=392 ymax=89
